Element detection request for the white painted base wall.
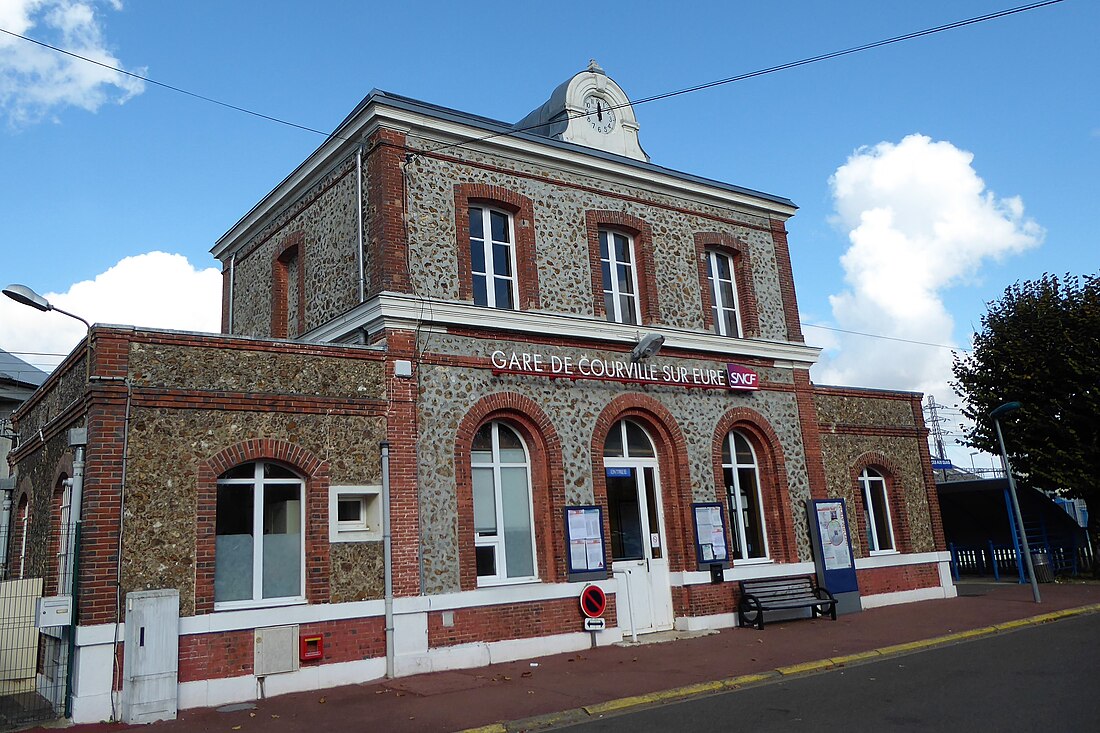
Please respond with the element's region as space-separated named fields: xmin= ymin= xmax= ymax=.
xmin=66 ymin=555 xmax=958 ymax=723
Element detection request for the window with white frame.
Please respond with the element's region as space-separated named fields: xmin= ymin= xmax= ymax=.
xmin=859 ymin=467 xmax=895 ymax=553
xmin=468 ymin=206 xmax=518 ymax=309
xmin=471 ymin=421 xmax=537 ymax=584
xmin=599 ymin=229 xmax=640 ymax=324
xmin=722 ymin=431 xmax=768 ymax=560
xmin=328 ymin=485 xmax=382 ymax=543
xmin=215 ymin=461 xmax=305 ymax=606
xmin=705 ymin=248 xmax=742 ymax=337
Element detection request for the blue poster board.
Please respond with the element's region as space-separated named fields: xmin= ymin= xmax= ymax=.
xmin=807 ymin=498 xmax=859 ymax=595
xmin=564 ymin=506 xmax=607 ymax=582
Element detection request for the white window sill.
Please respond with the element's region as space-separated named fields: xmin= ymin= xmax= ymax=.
xmin=731 ymin=557 xmax=773 ymax=567
xmin=214 ymin=596 xmax=307 ymax=613
xmin=476 ymin=576 xmax=540 ymax=589
xmin=868 ymin=549 xmax=899 ymax=557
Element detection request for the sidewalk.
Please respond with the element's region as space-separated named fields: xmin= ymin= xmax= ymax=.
xmin=37 ymin=581 xmax=1100 ymax=733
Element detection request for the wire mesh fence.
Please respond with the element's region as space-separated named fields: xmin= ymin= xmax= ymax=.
xmin=0 ymin=525 xmax=75 ymax=731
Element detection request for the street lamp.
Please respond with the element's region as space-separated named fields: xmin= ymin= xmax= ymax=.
xmin=990 ymin=401 xmax=1040 ymax=604
xmin=4 ymin=283 xmax=92 ymax=381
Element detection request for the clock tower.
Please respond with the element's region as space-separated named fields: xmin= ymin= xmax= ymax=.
xmin=514 ymin=60 xmax=649 ymax=162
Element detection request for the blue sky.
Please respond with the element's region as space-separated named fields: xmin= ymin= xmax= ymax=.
xmin=1 ymin=0 xmax=1096 ymax=466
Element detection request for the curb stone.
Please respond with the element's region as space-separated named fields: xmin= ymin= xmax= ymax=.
xmin=459 ymin=603 xmax=1100 ymax=733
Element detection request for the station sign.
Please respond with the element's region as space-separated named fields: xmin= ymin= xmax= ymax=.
xmin=490 ymin=350 xmax=759 ymax=391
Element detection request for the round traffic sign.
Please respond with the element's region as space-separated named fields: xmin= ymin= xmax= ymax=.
xmin=579 ymin=584 xmax=606 ymax=618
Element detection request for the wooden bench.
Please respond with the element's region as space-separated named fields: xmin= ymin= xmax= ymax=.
xmin=737 ymin=575 xmax=837 ymax=630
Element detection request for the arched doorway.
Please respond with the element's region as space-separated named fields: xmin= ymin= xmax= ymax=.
xmin=604 ymin=419 xmax=673 ymax=634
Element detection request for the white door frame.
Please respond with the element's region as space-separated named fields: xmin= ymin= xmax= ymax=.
xmin=605 ymin=456 xmax=673 ymax=634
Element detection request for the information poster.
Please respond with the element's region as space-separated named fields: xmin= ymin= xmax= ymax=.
xmin=564 ymin=506 xmax=607 ymax=581
xmin=691 ymin=503 xmax=729 ymax=565
xmin=807 ymin=498 xmax=859 ymax=596
xmin=815 ymin=501 xmax=853 ymax=570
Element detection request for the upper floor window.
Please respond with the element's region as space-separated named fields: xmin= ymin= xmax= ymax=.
xmin=600 ymin=229 xmax=640 ymax=325
xmin=706 ymin=249 xmax=742 ymax=337
xmin=723 ymin=431 xmax=768 ymax=560
xmin=859 ymin=467 xmax=895 ymax=553
xmin=468 ymin=206 xmax=517 ymax=309
xmin=472 ymin=421 xmax=537 ymax=584
xmin=215 ymin=461 xmax=305 ymax=607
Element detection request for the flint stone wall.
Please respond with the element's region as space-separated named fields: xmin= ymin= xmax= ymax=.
xmin=403 ymin=138 xmax=789 ymax=340
xmin=229 ymin=158 xmax=362 ymax=339
xmin=417 ymin=333 xmax=812 ymax=594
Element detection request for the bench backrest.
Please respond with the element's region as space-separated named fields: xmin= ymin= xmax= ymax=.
xmin=740 ymin=576 xmax=817 ymax=602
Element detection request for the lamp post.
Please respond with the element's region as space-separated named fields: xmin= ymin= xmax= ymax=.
xmin=4 ymin=284 xmax=92 ymax=381
xmin=990 ymin=401 xmax=1041 ymax=603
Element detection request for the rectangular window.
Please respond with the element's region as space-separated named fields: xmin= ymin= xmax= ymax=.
xmin=328 ymin=485 xmax=382 ymax=542
xmin=469 ymin=207 xmax=517 ymax=309
xmin=599 ymin=230 xmax=640 ymax=324
xmin=706 ymin=249 xmax=742 ymax=337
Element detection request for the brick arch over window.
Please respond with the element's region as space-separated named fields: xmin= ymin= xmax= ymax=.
xmin=590 ymin=394 xmax=692 ymax=572
xmin=585 ymin=211 xmax=660 ymax=324
xmin=850 ymin=451 xmax=911 ymax=556
xmin=454 ymin=184 xmax=541 ymax=310
xmin=694 ymin=232 xmax=760 ymax=337
xmin=6 ymin=489 xmax=30 ymax=579
xmin=712 ymin=408 xmax=799 ymax=563
xmin=271 ymin=231 xmax=306 ymax=339
xmin=454 ymin=393 xmax=565 ymax=590
xmin=46 ymin=470 xmax=71 ymax=596
xmin=195 ymin=439 xmax=330 ymax=613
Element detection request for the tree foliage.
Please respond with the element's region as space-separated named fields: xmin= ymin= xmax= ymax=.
xmin=953 ymin=272 xmax=1099 ymax=543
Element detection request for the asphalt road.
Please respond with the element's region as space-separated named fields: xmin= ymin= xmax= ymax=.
xmin=557 ymin=612 xmax=1100 ymax=732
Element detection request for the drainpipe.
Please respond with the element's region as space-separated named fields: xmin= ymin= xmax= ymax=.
xmin=356 ymin=145 xmax=365 ymax=304
xmin=227 ymin=254 xmax=236 ymax=333
xmin=381 ymin=441 xmax=394 ymax=678
xmin=65 ymin=429 xmax=87 ymax=593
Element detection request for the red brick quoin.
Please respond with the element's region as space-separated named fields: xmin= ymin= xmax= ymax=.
xmin=195 ymin=439 xmax=331 ymax=614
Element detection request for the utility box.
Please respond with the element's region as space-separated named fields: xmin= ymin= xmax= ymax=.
xmin=121 ymin=589 xmax=179 ymax=725
xmin=255 ymin=625 xmax=299 ymax=676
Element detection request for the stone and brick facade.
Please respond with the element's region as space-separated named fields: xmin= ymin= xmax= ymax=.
xmin=7 ymin=65 xmax=952 ymax=723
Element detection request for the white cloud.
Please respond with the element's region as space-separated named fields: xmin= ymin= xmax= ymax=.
xmin=0 ymin=0 xmax=144 ymax=126
xmin=815 ymin=134 xmax=1042 ymax=402
xmin=1 ymin=252 xmax=221 ymax=371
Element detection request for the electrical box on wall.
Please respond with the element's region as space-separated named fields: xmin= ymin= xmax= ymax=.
xmin=255 ymin=625 xmax=299 ymax=676
xmin=299 ymin=634 xmax=324 ymax=661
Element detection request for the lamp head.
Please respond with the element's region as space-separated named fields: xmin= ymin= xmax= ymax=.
xmin=630 ymin=333 xmax=665 ymax=363
xmin=990 ymin=401 xmax=1022 ymax=420
xmin=3 ymin=284 xmax=52 ymax=312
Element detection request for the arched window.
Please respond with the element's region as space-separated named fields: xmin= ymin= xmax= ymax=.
xmin=859 ymin=467 xmax=895 ymax=553
xmin=722 ymin=431 xmax=768 ymax=560
xmin=215 ymin=461 xmax=305 ymax=606
xmin=472 ymin=421 xmax=537 ymax=584
xmin=468 ymin=206 xmax=518 ymax=309
xmin=705 ymin=248 xmax=742 ymax=337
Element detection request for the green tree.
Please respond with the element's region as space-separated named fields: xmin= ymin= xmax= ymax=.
xmin=953 ymin=273 xmax=1099 ymax=571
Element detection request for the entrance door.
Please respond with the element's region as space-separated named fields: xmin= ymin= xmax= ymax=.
xmin=605 ymin=420 xmax=673 ymax=635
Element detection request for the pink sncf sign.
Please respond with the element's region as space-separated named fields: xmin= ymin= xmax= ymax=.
xmin=725 ymin=364 xmax=760 ymax=391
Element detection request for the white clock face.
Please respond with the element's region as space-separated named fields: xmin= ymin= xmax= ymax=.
xmin=583 ymin=95 xmax=616 ymax=134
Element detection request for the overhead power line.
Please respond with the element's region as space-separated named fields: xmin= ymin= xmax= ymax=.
xmin=801 ymin=323 xmax=968 ymax=352
xmin=0 ymin=1 xmax=1063 ymax=150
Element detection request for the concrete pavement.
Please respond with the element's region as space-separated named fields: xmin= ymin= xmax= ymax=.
xmin=30 ymin=580 xmax=1100 ymax=733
